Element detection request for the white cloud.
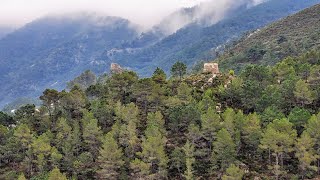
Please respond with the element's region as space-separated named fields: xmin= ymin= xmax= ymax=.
xmin=0 ymin=0 xmax=209 ymax=28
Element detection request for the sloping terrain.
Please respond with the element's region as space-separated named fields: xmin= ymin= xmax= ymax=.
xmin=218 ymin=3 xmax=320 ymax=72
xmin=107 ymin=0 xmax=320 ymax=75
xmin=0 ymin=26 xmax=14 ymax=39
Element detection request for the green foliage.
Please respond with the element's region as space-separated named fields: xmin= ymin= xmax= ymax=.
xmin=152 ymin=67 xmax=167 ymax=84
xmin=260 ymin=118 xmax=297 ymax=179
xmin=288 ymin=107 xmax=311 ymax=134
xmin=212 ymin=128 xmax=236 ymax=171
xmin=17 ymin=173 xmax=27 ymax=180
xmin=168 ymin=147 xmax=186 ymax=178
xmin=171 ymin=61 xmax=187 ymax=80
xmin=135 ymin=111 xmax=168 ymax=179
xmin=97 ymin=133 xmax=124 ymax=180
xmin=114 ymin=102 xmax=140 ymax=159
xmin=0 ymin=111 xmax=14 ymax=126
xmin=294 ymin=79 xmax=315 ymax=105
xmin=67 ymin=70 xmax=97 ymax=90
xmin=295 ymin=133 xmax=318 ymax=178
xmin=183 ymin=140 xmax=195 ymax=180
xmin=48 ymin=167 xmax=67 ymax=180
xmin=218 ymin=4 xmax=320 ymax=73
xmin=3 ymin=49 xmax=320 ymax=179
xmin=82 ymin=111 xmax=103 ymax=157
xmin=222 ymin=164 xmax=245 ymax=180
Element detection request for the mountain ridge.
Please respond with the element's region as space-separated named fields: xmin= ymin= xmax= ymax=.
xmin=107 ymin=0 xmax=320 ymax=75
xmin=217 ymin=3 xmax=320 ymax=72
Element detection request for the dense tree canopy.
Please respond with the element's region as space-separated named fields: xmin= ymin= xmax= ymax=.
xmin=1 ymin=50 xmax=320 ymax=179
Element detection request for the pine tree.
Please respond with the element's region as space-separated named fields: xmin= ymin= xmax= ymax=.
xmin=168 ymin=147 xmax=186 ymax=178
xmin=212 ymin=128 xmax=236 ymax=171
xmin=55 ymin=118 xmax=72 ymax=148
xmin=48 ymin=167 xmax=68 ymax=180
xmin=201 ymin=107 xmax=221 ymax=143
xmin=13 ymin=123 xmax=33 ymax=176
xmin=295 ymin=132 xmax=318 ymax=178
xmin=82 ymin=111 xmax=103 ymax=157
xmin=222 ymin=164 xmax=244 ymax=180
xmin=305 ymin=113 xmax=320 ymax=174
xmin=134 ymin=111 xmax=168 ymax=179
xmin=294 ymin=79 xmax=315 ymax=106
xmin=50 ymin=147 xmax=62 ymax=168
xmin=183 ymin=140 xmax=195 ymax=180
xmin=171 ymin=61 xmax=187 ymax=81
xmin=242 ymin=113 xmax=262 ymax=153
xmin=114 ymin=102 xmax=140 ymax=159
xmin=152 ymin=67 xmax=167 ymax=84
xmin=17 ymin=173 xmax=27 ymax=180
xmin=14 ymin=123 xmax=32 ymax=149
xmin=32 ymin=132 xmax=52 ymax=172
xmin=97 ymin=133 xmax=124 ymax=180
xmin=130 ymin=158 xmax=150 ymax=179
xmin=260 ymin=118 xmax=297 ymax=179
xmin=221 ymin=109 xmax=241 ymax=153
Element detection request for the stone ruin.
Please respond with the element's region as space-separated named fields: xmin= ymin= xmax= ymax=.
xmin=203 ymin=63 xmax=219 ymax=74
xmin=204 ymin=63 xmax=220 ymax=83
xmin=110 ymin=63 xmax=124 ymax=74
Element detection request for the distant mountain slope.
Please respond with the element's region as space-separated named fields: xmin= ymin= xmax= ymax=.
xmin=107 ymin=0 xmax=320 ymax=75
xmin=218 ymin=3 xmax=320 ymax=72
xmin=0 ymin=26 xmax=14 ymax=39
xmin=0 ymin=14 xmax=139 ymax=106
xmin=1 ymin=0 xmax=319 ymax=107
xmin=118 ymin=0 xmax=252 ymax=50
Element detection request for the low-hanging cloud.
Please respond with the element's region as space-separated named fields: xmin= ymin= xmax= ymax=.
xmin=0 ymin=0 xmax=268 ymax=32
xmin=0 ymin=0 xmax=208 ymax=28
xmin=157 ymin=0 xmax=268 ymax=35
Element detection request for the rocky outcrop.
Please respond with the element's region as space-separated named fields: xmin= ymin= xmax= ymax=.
xmin=110 ymin=63 xmax=124 ymax=74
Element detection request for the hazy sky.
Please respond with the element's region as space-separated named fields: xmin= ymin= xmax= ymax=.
xmin=0 ymin=0 xmax=209 ymax=28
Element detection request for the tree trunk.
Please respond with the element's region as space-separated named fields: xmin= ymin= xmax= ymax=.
xmin=318 ymin=159 xmax=320 ymax=175
xmin=280 ymin=153 xmax=284 ymax=167
xmin=275 ymin=153 xmax=279 ymax=180
xmin=268 ymin=149 xmax=271 ymax=165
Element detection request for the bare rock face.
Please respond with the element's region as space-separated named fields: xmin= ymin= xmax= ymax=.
xmin=110 ymin=63 xmax=123 ymax=74
xmin=203 ymin=63 xmax=219 ymax=74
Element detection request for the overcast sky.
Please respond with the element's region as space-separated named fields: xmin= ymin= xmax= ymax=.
xmin=0 ymin=0 xmax=209 ymax=28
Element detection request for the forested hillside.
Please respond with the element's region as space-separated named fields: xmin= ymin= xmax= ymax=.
xmin=218 ymin=3 xmax=320 ymax=72
xmin=0 ymin=0 xmax=319 ymax=108
xmin=108 ymin=0 xmax=320 ymax=75
xmin=1 ymin=48 xmax=320 ymax=179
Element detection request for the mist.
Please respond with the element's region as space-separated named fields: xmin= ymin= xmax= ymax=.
xmin=157 ymin=0 xmax=269 ymax=35
xmin=0 ymin=0 xmax=207 ymax=28
xmin=0 ymin=0 xmax=268 ymax=32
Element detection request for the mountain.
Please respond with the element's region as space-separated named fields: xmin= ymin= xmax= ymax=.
xmin=0 ymin=26 xmax=14 ymax=39
xmin=1 ymin=0 xmax=320 ymax=107
xmin=119 ymin=1 xmax=247 ymax=50
xmin=0 ymin=13 xmax=140 ymax=107
xmin=106 ymin=0 xmax=320 ymax=75
xmin=218 ymin=3 xmax=320 ymax=72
